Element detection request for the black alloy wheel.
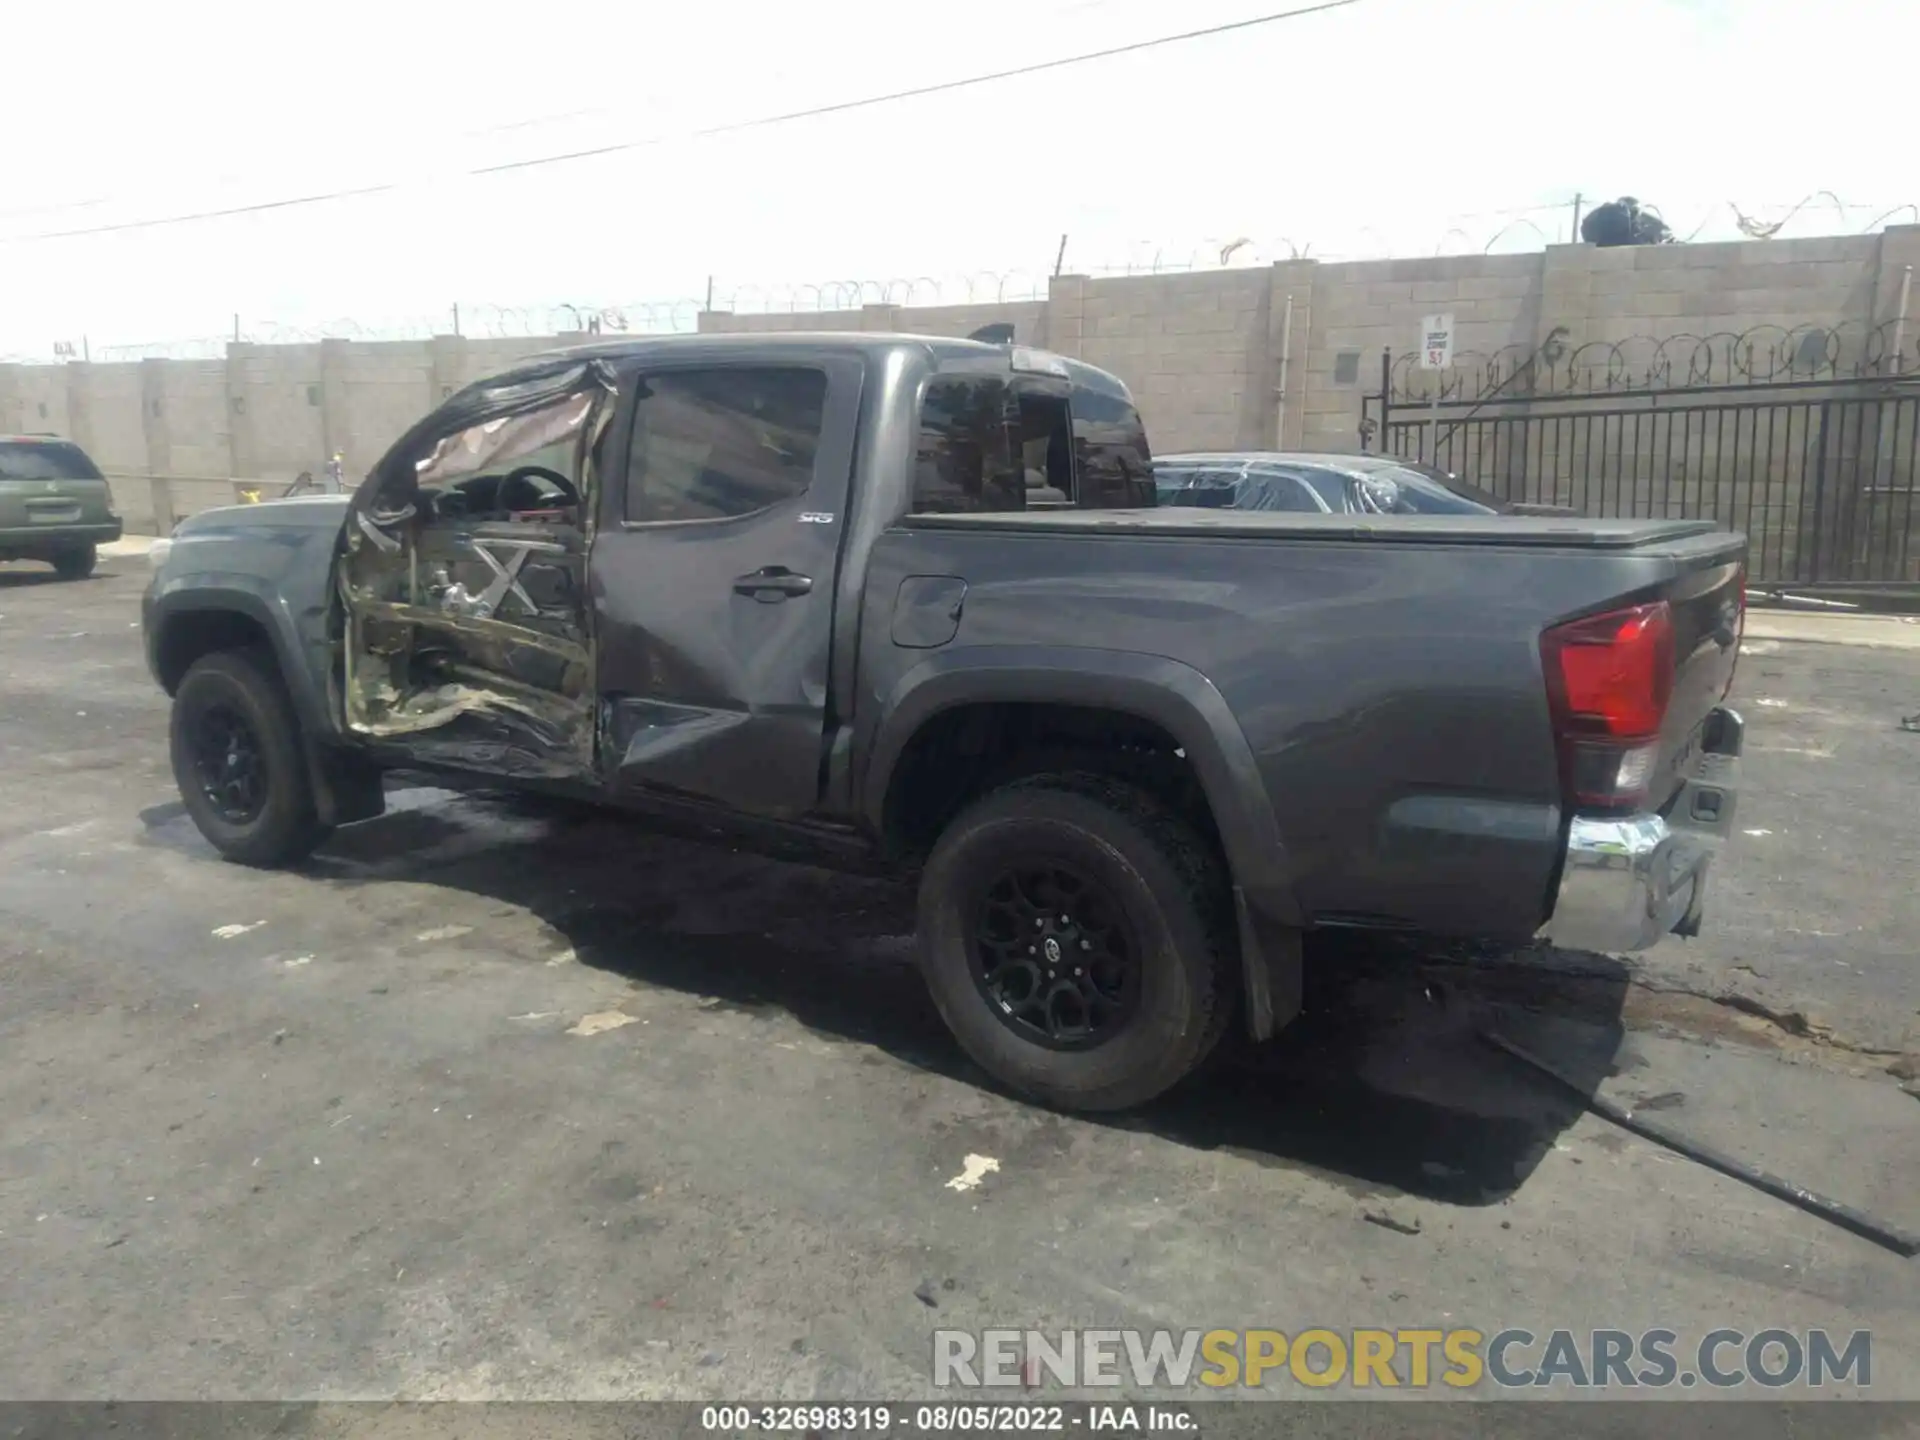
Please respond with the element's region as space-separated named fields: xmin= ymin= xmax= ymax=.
xmin=969 ymin=857 xmax=1142 ymax=1049
xmin=188 ymin=702 xmax=268 ymax=825
xmin=916 ymin=773 xmax=1238 ymax=1112
xmin=169 ymin=648 xmax=328 ymax=867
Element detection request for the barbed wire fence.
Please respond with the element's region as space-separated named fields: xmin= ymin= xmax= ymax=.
xmin=1382 ymin=318 xmax=1920 ymax=406
xmin=35 ymin=194 xmax=1920 ymax=364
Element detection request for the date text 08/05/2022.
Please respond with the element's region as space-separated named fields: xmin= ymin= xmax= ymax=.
xmin=700 ymin=1404 xmax=1194 ymax=1433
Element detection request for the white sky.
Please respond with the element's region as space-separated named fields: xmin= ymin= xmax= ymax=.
xmin=4 ymin=0 xmax=1913 ymax=359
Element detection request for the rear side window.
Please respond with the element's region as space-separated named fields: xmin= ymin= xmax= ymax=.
xmin=914 ymin=369 xmax=1154 ymax=514
xmin=1157 ymin=464 xmax=1325 ymax=512
xmin=1286 ymin=468 xmax=1350 ymax=511
xmin=0 ymin=441 xmax=103 ymax=482
xmin=1239 ymin=471 xmax=1328 ymax=512
xmin=1155 ymin=465 xmax=1239 ymax=508
xmin=1070 ymin=388 xmax=1155 ymax=508
xmin=914 ymin=376 xmax=1023 ymax=514
xmin=1364 ymin=464 xmax=1501 ymax=515
xmin=625 ymin=367 xmax=826 ymax=524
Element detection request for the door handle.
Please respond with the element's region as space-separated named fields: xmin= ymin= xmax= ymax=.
xmin=732 ymin=566 xmax=814 ymax=602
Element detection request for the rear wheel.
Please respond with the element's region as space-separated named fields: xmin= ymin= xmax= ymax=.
xmin=51 ymin=544 xmax=96 ymax=581
xmin=916 ymin=774 xmax=1236 ymax=1112
xmin=170 ymin=648 xmax=328 ymax=866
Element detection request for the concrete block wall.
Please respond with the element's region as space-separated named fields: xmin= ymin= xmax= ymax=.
xmin=7 ymin=227 xmax=1916 ymax=536
xmin=0 ymin=364 xmax=72 ymax=436
xmin=691 ymin=230 xmax=1910 ymax=459
xmin=700 ymin=300 xmax=1048 ymax=344
xmin=889 ymin=301 xmax=1049 ymax=343
xmin=156 ymin=360 xmax=232 ymax=480
xmin=456 ymin=336 xmax=576 ymax=390
xmin=698 ymin=309 xmax=868 ymax=334
xmin=1568 ymin=236 xmax=1880 ymax=340
xmin=335 ymin=339 xmax=435 ymax=480
xmin=1073 ymin=268 xmax=1277 ymax=453
xmin=68 ymin=363 xmax=147 ymax=476
xmin=1299 ymin=251 xmax=1543 ymax=450
xmin=230 ymin=343 xmax=325 ymax=481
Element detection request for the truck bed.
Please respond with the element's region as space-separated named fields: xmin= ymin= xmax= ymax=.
xmin=867 ymin=506 xmax=1746 ymax=941
xmin=902 ymin=509 xmax=1725 ymax=550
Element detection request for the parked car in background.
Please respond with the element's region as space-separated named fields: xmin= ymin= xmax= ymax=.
xmin=1155 ymin=451 xmax=1577 ymax=518
xmin=0 ymin=434 xmax=123 ymax=580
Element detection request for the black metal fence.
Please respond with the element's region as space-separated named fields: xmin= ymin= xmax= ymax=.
xmin=1361 ymin=322 xmax=1920 ymax=587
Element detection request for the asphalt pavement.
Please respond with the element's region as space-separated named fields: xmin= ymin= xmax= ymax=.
xmin=0 ymin=554 xmax=1915 ymax=1409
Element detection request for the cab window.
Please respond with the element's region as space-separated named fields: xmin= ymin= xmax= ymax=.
xmin=624 ymin=366 xmax=827 ymax=525
xmin=1070 ymin=387 xmax=1155 ymax=508
xmin=913 ymin=375 xmax=1023 ymax=514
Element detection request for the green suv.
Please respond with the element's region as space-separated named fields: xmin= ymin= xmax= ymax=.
xmin=0 ymin=434 xmax=123 ymax=580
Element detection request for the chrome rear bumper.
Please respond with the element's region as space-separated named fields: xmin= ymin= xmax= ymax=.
xmin=1541 ymin=707 xmax=1743 ymax=952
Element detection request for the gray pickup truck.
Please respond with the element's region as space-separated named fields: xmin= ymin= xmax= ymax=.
xmin=143 ymin=333 xmax=1748 ymax=1111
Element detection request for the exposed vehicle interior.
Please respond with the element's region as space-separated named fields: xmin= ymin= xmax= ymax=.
xmin=336 ymin=379 xmax=607 ymax=779
xmin=429 ymin=463 xmax=581 ymax=523
xmin=1016 ymin=391 xmax=1075 ymax=507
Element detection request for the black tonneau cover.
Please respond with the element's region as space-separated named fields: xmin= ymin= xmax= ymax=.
xmin=902 ymin=509 xmax=1728 ymax=551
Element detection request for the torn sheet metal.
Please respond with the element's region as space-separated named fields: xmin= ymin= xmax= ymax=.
xmin=413 ymin=392 xmax=597 ymax=490
xmin=337 ymin=368 xmax=613 ymax=781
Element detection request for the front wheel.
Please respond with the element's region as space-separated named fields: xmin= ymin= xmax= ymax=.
xmin=52 ymin=544 xmax=96 ymax=581
xmin=169 ymin=648 xmax=328 ymax=866
xmin=916 ymin=774 xmax=1237 ymax=1112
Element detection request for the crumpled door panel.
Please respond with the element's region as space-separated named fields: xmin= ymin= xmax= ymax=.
xmin=337 ymin=368 xmax=614 ymax=781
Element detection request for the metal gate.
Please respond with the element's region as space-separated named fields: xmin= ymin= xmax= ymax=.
xmin=1360 ymin=323 xmax=1920 ymax=587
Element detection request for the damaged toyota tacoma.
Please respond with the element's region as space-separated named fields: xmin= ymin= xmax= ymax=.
xmin=144 ymin=334 xmax=1748 ymax=1111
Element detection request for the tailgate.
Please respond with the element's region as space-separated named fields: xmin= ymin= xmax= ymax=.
xmin=1652 ymin=535 xmax=1746 ymax=807
xmin=0 ymin=477 xmax=114 ymax=526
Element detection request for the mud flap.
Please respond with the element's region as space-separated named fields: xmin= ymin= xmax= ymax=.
xmin=1235 ymin=886 xmax=1303 ymax=1041
xmin=306 ymin=744 xmax=386 ymax=829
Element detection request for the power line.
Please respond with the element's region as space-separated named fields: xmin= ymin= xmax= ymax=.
xmin=0 ymin=195 xmax=111 ymax=223
xmin=475 ymin=0 xmax=1360 ymax=175
xmin=5 ymin=182 xmax=401 ymax=245
xmin=2 ymin=0 xmax=1360 ymax=245
xmin=446 ymin=0 xmax=1146 ymax=144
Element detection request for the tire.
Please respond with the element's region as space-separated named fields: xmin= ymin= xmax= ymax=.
xmin=170 ymin=648 xmax=328 ymax=866
xmin=916 ymin=773 xmax=1238 ymax=1112
xmin=52 ymin=544 xmax=96 ymax=581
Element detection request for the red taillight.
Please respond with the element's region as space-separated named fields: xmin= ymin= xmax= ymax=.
xmin=1545 ymin=602 xmax=1674 ymax=738
xmin=1542 ymin=600 xmax=1675 ymax=808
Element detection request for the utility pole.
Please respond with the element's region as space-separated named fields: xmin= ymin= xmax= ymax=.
xmin=452 ymin=302 xmax=461 ymax=337
xmin=1053 ymin=234 xmax=1070 ymax=277
xmin=1570 ymin=193 xmax=1584 ymax=244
